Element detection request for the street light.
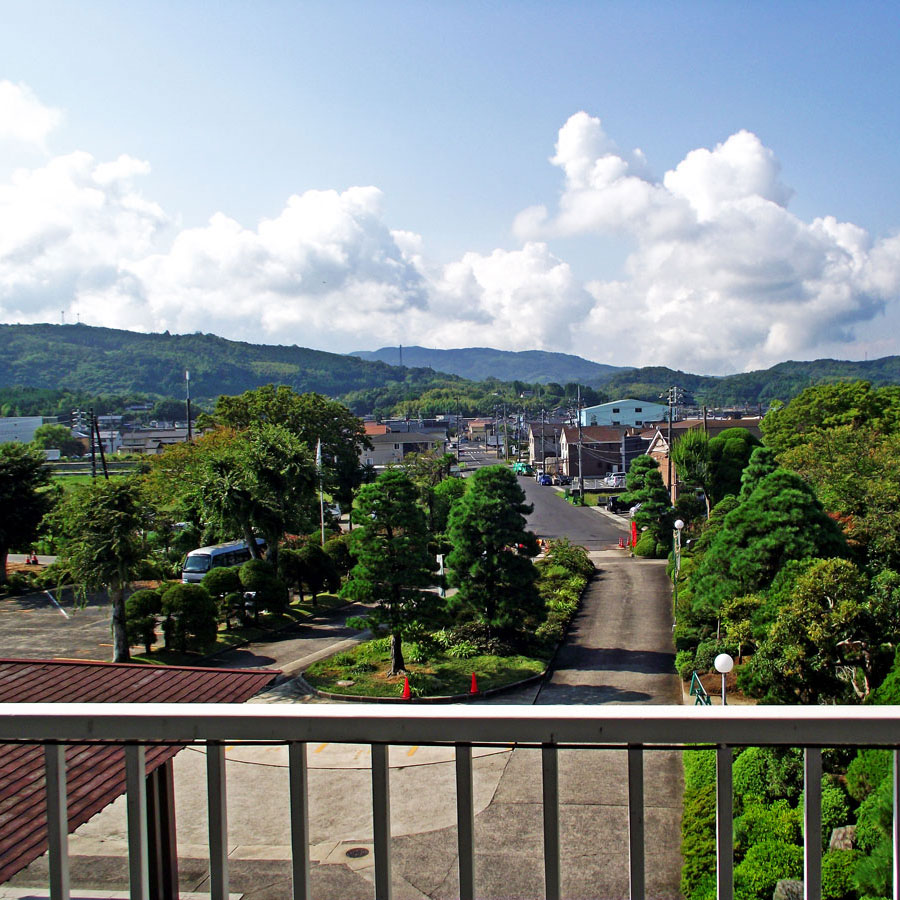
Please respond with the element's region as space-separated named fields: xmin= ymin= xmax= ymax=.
xmin=714 ymin=653 xmax=734 ymax=705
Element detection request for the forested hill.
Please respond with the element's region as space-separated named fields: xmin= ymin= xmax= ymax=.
xmin=604 ymin=357 xmax=900 ymax=406
xmin=351 ymin=345 xmax=630 ymax=384
xmin=0 ymin=323 xmax=458 ymax=399
xmin=2 ymin=323 xmax=899 ymax=411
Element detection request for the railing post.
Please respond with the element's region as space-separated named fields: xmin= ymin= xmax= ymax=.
xmin=456 ymin=744 xmax=475 ymax=900
xmin=125 ymin=744 xmax=150 ymax=900
xmin=372 ymin=743 xmax=392 ymax=900
xmin=289 ymin=742 xmax=311 ymax=900
xmin=716 ymin=745 xmax=733 ymax=900
xmin=542 ymin=744 xmax=560 ymax=900
xmin=44 ymin=744 xmax=70 ymax=900
xmin=628 ymin=745 xmax=645 ymax=900
xmin=206 ymin=742 xmax=229 ymax=900
xmin=805 ymin=748 xmax=823 ymax=900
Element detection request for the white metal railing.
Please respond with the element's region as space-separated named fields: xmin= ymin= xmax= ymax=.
xmin=3 ymin=704 xmax=900 ymax=900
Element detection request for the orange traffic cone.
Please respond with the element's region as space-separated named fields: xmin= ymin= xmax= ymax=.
xmin=618 ymin=537 xmax=625 ymax=549
xmin=402 ymin=676 xmax=411 ymax=700
xmin=470 ymin=673 xmax=479 ymax=694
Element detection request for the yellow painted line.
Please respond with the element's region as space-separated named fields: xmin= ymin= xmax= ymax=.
xmin=406 ymin=746 xmax=418 ymax=757
xmin=314 ymin=743 xmax=328 ymax=754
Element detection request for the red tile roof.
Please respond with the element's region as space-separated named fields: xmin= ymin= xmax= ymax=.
xmin=0 ymin=658 xmax=278 ymax=884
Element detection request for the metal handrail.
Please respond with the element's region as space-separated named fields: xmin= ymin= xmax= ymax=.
xmin=689 ymin=671 xmax=712 ymax=705
xmin=4 ymin=704 xmax=900 ymax=900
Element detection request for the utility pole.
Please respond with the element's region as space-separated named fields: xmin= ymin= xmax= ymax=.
xmin=185 ymin=369 xmax=193 ymax=442
xmin=540 ymin=409 xmax=545 ymax=475
xmin=455 ymin=395 xmax=461 ymax=464
xmin=503 ymin=402 xmax=509 ymax=462
xmin=666 ymin=386 xmax=683 ymax=504
xmin=576 ymin=386 xmax=584 ymax=500
xmin=89 ymin=407 xmax=96 ymax=479
xmin=93 ymin=415 xmax=109 ymax=480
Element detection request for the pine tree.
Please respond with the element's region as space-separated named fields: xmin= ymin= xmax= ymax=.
xmin=341 ymin=470 xmax=438 ymax=674
xmin=446 ymin=465 xmax=540 ymax=637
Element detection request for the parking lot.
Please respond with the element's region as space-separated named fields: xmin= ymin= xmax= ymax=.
xmin=0 ymin=587 xmax=116 ymax=661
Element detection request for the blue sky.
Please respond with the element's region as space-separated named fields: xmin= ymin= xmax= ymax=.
xmin=2 ymin=1 xmax=900 ymax=374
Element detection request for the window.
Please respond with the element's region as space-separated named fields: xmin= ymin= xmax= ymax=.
xmin=635 ymin=407 xmax=642 ymax=412
xmin=635 ymin=420 xmax=643 ymax=426
xmin=612 ymin=408 xmax=620 ymax=413
xmin=394 ymin=443 xmax=401 ymax=450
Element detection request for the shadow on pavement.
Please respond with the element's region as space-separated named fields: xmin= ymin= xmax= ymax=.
xmin=536 ymin=682 xmax=654 ymax=704
xmin=554 ymin=646 xmax=676 ymax=675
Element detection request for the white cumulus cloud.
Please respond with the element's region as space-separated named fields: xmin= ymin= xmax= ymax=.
xmin=519 ymin=112 xmax=900 ymax=372
xmin=0 ymin=81 xmax=61 ymax=149
xmin=1 ymin=86 xmax=900 ymax=374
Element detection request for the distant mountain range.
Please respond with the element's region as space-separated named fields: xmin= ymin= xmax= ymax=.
xmin=351 ymin=346 xmax=630 ymax=384
xmin=2 ymin=323 xmax=899 ymax=411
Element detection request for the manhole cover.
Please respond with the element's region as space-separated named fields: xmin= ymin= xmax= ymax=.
xmin=345 ymin=847 xmax=370 ymax=859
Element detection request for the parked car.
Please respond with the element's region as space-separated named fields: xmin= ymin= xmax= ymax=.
xmin=553 ymin=474 xmax=572 ymax=485
xmin=512 ymin=461 xmax=534 ymax=476
xmin=538 ymin=474 xmax=553 ymax=486
xmin=606 ymin=495 xmax=631 ymax=513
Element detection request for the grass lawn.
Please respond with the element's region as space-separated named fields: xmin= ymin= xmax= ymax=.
xmin=304 ymin=638 xmax=548 ymax=698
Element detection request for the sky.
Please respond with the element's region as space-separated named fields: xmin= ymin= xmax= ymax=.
xmin=2 ymin=1 xmax=900 ymax=375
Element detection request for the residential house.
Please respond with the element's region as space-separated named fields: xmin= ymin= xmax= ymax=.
xmin=0 ymin=416 xmax=56 ymax=445
xmin=360 ymin=432 xmax=444 ymax=467
xmin=558 ymin=426 xmax=650 ymax=479
xmin=526 ymin=422 xmax=563 ymax=471
xmin=121 ymin=427 xmax=190 ymax=455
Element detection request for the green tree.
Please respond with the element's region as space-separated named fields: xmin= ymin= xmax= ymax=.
xmin=446 ymin=465 xmax=540 ymax=636
xmin=296 ymin=542 xmax=339 ymax=604
xmin=53 ymin=478 xmax=148 ymax=661
xmin=739 ymin=446 xmax=778 ymax=501
xmin=690 ymin=470 xmax=847 ymax=618
xmin=31 ymin=423 xmax=84 ymax=457
xmin=707 ymin=427 xmax=761 ymax=503
xmin=160 ymin=582 xmax=219 ymax=651
xmin=742 ymin=558 xmax=885 ymax=703
xmin=205 ymin=385 xmax=371 ymax=511
xmin=125 ymin=588 xmax=162 ymax=655
xmin=0 ymin=442 xmax=54 ymax=585
xmin=671 ymin=429 xmax=713 ymax=517
xmin=341 ymin=469 xmax=439 ymax=674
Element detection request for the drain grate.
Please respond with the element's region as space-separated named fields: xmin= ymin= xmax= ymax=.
xmin=345 ymin=847 xmax=370 ymax=859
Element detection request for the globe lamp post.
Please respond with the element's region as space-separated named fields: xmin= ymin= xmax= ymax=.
xmin=714 ymin=653 xmax=734 ymax=705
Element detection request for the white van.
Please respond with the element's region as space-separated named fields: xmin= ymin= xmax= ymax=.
xmin=181 ymin=538 xmax=266 ymax=583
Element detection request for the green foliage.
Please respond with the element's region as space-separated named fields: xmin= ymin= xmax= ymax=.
xmin=202 ymin=565 xmax=242 ymax=599
xmin=446 ymin=465 xmax=540 ymax=635
xmin=31 ymin=423 xmax=84 ymax=457
xmin=342 ymin=469 xmax=440 ymax=673
xmin=822 ymin=850 xmax=858 ymax=900
xmin=323 ymin=532 xmax=355 ymax=577
xmin=739 ymin=446 xmax=778 ymax=501
xmin=734 ymin=800 xmax=800 ymax=857
xmin=51 ymin=477 xmax=148 ymax=661
xmin=708 ymin=427 xmax=761 ymax=503
xmin=847 ymin=750 xmax=891 ymax=804
xmin=0 ymin=442 xmax=54 ymax=584
xmin=690 ymin=470 xmax=847 ymax=624
xmin=734 ymin=840 xmax=803 ymax=900
xmin=124 ymin=588 xmax=161 ymax=654
xmin=821 ymin=782 xmax=851 ymax=845
xmin=681 ymin=752 xmax=717 ymax=900
xmin=239 ymin=558 xmax=289 ymax=614
xmin=160 ymin=582 xmax=218 ymax=651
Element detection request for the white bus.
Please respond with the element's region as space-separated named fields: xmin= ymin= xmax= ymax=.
xmin=181 ymin=538 xmax=267 ymax=583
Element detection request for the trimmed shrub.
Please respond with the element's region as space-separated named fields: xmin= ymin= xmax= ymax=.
xmin=733 ymin=746 xmax=771 ymax=803
xmin=734 ymin=800 xmax=800 ymax=860
xmin=734 ymin=840 xmax=803 ymax=900
xmin=676 ymin=649 xmax=697 ymax=680
xmin=202 ymin=565 xmax=242 ymax=599
xmin=821 ymin=782 xmax=851 ymax=847
xmin=633 ymin=530 xmax=658 ymax=557
xmin=847 ymin=750 xmax=891 ymax=803
xmin=160 ymin=582 xmax=218 ymax=651
xmin=239 ymin=558 xmax=289 ymax=615
xmin=681 ymin=780 xmax=717 ymax=900
xmin=125 ymin=588 xmax=161 ymax=654
xmin=822 ymin=849 xmax=858 ymax=900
